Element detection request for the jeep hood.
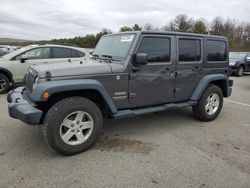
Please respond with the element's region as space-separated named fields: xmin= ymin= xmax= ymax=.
xmin=31 ymin=60 xmax=125 ymax=78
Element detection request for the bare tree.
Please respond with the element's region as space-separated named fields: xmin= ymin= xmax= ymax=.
xmin=171 ymin=14 xmax=194 ymax=32
xmin=162 ymin=22 xmax=176 ymax=31
xmin=143 ymin=23 xmax=154 ymax=31
xmin=210 ymin=16 xmax=224 ymax=35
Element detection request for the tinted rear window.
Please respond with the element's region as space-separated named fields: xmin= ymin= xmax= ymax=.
xmin=138 ymin=37 xmax=171 ymax=63
xmin=53 ymin=48 xmax=72 ymax=58
xmin=178 ymin=39 xmax=201 ymax=62
xmin=71 ymin=50 xmax=85 ymax=58
xmin=207 ymin=40 xmax=227 ymax=61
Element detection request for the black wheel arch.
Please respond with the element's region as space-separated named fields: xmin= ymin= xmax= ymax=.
xmin=0 ymin=68 xmax=13 ymax=83
xmin=236 ymin=63 xmax=245 ymax=70
xmin=191 ymin=74 xmax=231 ymax=101
xmin=209 ymin=80 xmax=228 ymax=97
xmin=37 ymin=89 xmax=113 ymax=124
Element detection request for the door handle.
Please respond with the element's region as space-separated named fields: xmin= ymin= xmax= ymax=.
xmin=192 ymin=66 xmax=201 ymax=71
xmin=161 ymin=67 xmax=173 ymax=73
xmin=131 ymin=67 xmax=140 ymax=72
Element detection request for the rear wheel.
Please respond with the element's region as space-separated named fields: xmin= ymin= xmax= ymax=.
xmin=42 ymin=97 xmax=103 ymax=155
xmin=0 ymin=74 xmax=10 ymax=94
xmin=236 ymin=66 xmax=244 ymax=77
xmin=192 ymin=85 xmax=223 ymax=122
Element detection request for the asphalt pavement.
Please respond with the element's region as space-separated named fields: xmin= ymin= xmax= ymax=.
xmin=0 ymin=74 xmax=250 ymax=188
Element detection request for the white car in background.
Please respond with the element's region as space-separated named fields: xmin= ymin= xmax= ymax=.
xmin=0 ymin=44 xmax=90 ymax=93
xmin=0 ymin=45 xmax=17 ymax=56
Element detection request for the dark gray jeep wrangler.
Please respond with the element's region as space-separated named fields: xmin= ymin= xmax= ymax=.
xmin=7 ymin=31 xmax=233 ymax=155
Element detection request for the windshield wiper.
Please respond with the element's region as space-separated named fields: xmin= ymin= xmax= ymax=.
xmin=101 ymin=54 xmax=122 ymax=63
xmin=92 ymin=53 xmax=100 ymax=60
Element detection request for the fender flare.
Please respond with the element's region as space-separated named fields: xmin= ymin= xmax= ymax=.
xmin=191 ymin=74 xmax=230 ymax=101
xmin=31 ymin=79 xmax=118 ymax=114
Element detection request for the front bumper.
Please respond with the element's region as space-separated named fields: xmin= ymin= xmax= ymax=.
xmin=7 ymin=87 xmax=42 ymax=125
xmin=229 ymin=66 xmax=238 ymax=74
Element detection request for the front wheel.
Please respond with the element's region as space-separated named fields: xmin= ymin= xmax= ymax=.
xmin=0 ymin=74 xmax=10 ymax=94
xmin=236 ymin=66 xmax=244 ymax=77
xmin=42 ymin=97 xmax=103 ymax=155
xmin=192 ymin=85 xmax=223 ymax=122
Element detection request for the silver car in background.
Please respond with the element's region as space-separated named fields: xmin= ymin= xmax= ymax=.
xmin=0 ymin=45 xmax=18 ymax=57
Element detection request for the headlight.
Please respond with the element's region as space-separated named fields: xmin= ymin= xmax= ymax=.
xmin=229 ymin=61 xmax=236 ymax=66
xmin=32 ymin=76 xmax=39 ymax=90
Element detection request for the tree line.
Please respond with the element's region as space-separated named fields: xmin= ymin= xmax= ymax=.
xmin=3 ymin=14 xmax=250 ymax=51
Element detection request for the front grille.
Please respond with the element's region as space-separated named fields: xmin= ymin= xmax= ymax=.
xmin=26 ymin=71 xmax=35 ymax=93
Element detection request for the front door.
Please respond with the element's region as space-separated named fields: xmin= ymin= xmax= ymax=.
xmin=129 ymin=35 xmax=176 ymax=107
xmin=11 ymin=47 xmax=51 ymax=82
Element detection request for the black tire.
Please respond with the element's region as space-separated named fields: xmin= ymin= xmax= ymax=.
xmin=192 ymin=84 xmax=223 ymax=122
xmin=42 ymin=97 xmax=103 ymax=155
xmin=236 ymin=66 xmax=244 ymax=77
xmin=0 ymin=73 xmax=10 ymax=94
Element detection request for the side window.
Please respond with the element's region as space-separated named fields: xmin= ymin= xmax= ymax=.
xmin=178 ymin=39 xmax=201 ymax=62
xmin=71 ymin=50 xmax=85 ymax=58
xmin=137 ymin=37 xmax=170 ymax=63
xmin=207 ymin=40 xmax=227 ymax=61
xmin=78 ymin=51 xmax=85 ymax=57
xmin=15 ymin=48 xmax=50 ymax=60
xmin=53 ymin=47 xmax=71 ymax=58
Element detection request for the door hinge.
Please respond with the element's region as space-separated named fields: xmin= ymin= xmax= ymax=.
xmin=174 ymin=88 xmax=181 ymax=94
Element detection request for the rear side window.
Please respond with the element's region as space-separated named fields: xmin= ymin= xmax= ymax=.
xmin=71 ymin=50 xmax=85 ymax=58
xmin=138 ymin=37 xmax=170 ymax=63
xmin=207 ymin=40 xmax=227 ymax=61
xmin=178 ymin=39 xmax=201 ymax=62
xmin=53 ymin=48 xmax=71 ymax=58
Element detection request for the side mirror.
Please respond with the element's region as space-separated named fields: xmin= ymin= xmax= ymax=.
xmin=135 ymin=53 xmax=148 ymax=65
xmin=20 ymin=54 xmax=28 ymax=63
xmin=246 ymin=56 xmax=250 ymax=62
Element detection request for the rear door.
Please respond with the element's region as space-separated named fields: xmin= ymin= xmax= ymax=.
xmin=175 ymin=36 xmax=203 ymax=101
xmin=128 ymin=35 xmax=176 ymax=106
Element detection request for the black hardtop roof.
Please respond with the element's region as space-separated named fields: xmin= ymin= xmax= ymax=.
xmin=112 ymin=31 xmax=227 ymax=40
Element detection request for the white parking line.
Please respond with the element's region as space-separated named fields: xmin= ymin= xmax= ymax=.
xmin=225 ymin=99 xmax=250 ymax=107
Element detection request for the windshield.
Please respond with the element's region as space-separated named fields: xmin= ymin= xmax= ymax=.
xmin=93 ymin=34 xmax=135 ymax=60
xmin=229 ymin=52 xmax=247 ymax=60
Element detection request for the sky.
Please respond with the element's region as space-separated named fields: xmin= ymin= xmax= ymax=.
xmin=0 ymin=0 xmax=249 ymax=40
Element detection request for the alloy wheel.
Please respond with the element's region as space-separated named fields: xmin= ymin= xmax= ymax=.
xmin=60 ymin=111 xmax=94 ymax=145
xmin=0 ymin=78 xmax=7 ymax=92
xmin=205 ymin=93 xmax=220 ymax=115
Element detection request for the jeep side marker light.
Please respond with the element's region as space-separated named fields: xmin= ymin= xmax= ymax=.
xmin=43 ymin=92 xmax=49 ymax=99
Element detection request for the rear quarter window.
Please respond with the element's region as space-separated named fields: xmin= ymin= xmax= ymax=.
xmin=53 ymin=47 xmax=71 ymax=58
xmin=71 ymin=50 xmax=85 ymax=58
xmin=206 ymin=40 xmax=227 ymax=62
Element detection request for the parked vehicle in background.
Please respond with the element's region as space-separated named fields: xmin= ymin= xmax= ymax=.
xmin=7 ymin=31 xmax=233 ymax=155
xmin=0 ymin=45 xmax=17 ymax=57
xmin=0 ymin=44 xmax=91 ymax=94
xmin=229 ymin=52 xmax=250 ymax=76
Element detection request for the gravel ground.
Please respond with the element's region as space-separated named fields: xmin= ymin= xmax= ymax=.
xmin=0 ymin=75 xmax=250 ymax=188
